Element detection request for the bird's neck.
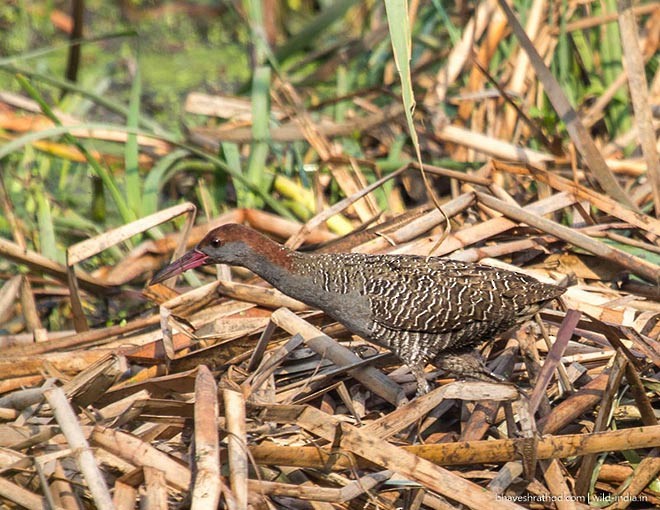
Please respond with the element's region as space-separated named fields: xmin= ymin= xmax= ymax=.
xmin=238 ymin=232 xmax=300 ymax=287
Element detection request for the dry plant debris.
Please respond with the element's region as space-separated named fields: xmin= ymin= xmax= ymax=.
xmin=1 ymin=2 xmax=659 ymax=509
xmin=1 ymin=176 xmax=659 ymax=508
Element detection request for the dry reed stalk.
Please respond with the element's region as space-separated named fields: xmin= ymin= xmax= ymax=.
xmin=0 ymin=349 xmax=115 ymax=379
xmin=433 ymin=124 xmax=554 ymax=165
xmin=528 ymin=310 xmax=581 ymax=415
xmin=249 ymin=422 xmax=660 ymax=469
xmin=248 ymin=470 xmax=392 ymax=502
xmin=353 ymin=192 xmax=475 ymax=253
xmin=475 ymin=192 xmax=659 ymax=282
xmin=540 ymin=459 xmax=581 ymax=510
xmin=284 ymin=164 xmax=411 ymax=249
xmin=574 ymin=352 xmax=627 ymax=495
xmin=391 ymin=191 xmax=576 ymax=256
xmin=2 ymin=315 xmax=160 ymax=357
xmin=191 ymin=365 xmax=221 ymax=510
xmin=143 ymin=466 xmax=168 ymax=510
xmin=329 ymin=162 xmax=381 ymax=223
xmin=244 ymin=208 xmax=335 ymax=244
xmin=494 ymin=162 xmax=660 ymax=236
xmin=91 ymin=427 xmax=190 ymax=491
xmin=67 ymin=203 xmax=197 ymax=331
xmin=430 ymin=0 xmax=496 ymax=102
xmin=270 ymin=307 xmax=405 ymax=406
xmin=0 ymin=236 xmax=108 ymax=295
xmin=0 ymin=476 xmax=67 ymax=510
xmin=223 ymin=389 xmax=248 ymax=510
xmin=617 ymin=0 xmax=660 ymax=216
xmin=44 ymin=387 xmax=114 ymax=510
xmin=113 ymin=479 xmax=137 ymax=510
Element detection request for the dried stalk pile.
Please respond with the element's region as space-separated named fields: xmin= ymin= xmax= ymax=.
xmin=1 ymin=170 xmax=659 ymax=509
xmin=0 ymin=2 xmax=659 ymax=509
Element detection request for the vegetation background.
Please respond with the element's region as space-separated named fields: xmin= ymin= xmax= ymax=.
xmin=0 ymin=2 xmax=658 ymax=507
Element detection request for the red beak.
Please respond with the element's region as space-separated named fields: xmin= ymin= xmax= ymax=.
xmin=150 ymin=249 xmax=210 ymax=285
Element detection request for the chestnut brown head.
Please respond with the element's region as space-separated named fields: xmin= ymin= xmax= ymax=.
xmin=149 ymin=224 xmax=259 ymax=284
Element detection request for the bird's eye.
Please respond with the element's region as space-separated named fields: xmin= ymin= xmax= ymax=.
xmin=211 ymin=238 xmax=221 ymax=248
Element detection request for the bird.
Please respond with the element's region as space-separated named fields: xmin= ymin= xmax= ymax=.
xmin=150 ymin=223 xmax=565 ymax=394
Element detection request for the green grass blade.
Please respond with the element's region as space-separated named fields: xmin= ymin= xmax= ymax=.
xmin=34 ymin=181 xmax=58 ymax=262
xmin=0 ymin=31 xmax=136 ymax=66
xmin=125 ymin=56 xmax=142 ymax=216
xmin=244 ymin=65 xmax=271 ymax=209
xmin=142 ymin=149 xmax=189 ymax=216
xmin=384 ymin=0 xmax=424 ymax=169
xmin=274 ymin=0 xmax=356 ymax=63
xmin=221 ymin=142 xmax=244 ymax=203
xmin=430 ymin=0 xmax=460 ymax=45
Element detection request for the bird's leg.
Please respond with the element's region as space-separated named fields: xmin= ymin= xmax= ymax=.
xmin=409 ymin=363 xmax=431 ymax=396
xmin=434 ymin=350 xmax=505 ymax=382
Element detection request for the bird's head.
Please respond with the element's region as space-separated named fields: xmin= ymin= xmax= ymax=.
xmin=149 ymin=224 xmax=254 ymax=284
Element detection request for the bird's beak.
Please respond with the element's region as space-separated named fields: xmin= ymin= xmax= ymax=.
xmin=149 ymin=249 xmax=210 ymax=285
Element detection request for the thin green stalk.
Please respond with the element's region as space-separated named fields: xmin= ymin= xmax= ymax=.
xmin=125 ymin=57 xmax=142 ymax=217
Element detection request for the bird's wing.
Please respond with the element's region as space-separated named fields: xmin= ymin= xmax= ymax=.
xmin=365 ymin=257 xmax=563 ymax=334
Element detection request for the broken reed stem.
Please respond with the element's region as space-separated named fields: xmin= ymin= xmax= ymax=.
xmin=528 ymin=310 xmax=580 ymax=415
xmin=43 ymin=387 xmax=114 ymax=510
xmin=223 ymin=389 xmax=248 ymax=510
xmin=191 ymin=366 xmax=221 ymax=510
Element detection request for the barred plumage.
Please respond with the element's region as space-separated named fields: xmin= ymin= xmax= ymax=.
xmin=152 ymin=224 xmax=565 ymax=394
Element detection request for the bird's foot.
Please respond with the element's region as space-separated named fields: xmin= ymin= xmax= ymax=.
xmin=409 ymin=364 xmax=432 ymax=396
xmin=434 ymin=351 xmax=504 ymax=383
